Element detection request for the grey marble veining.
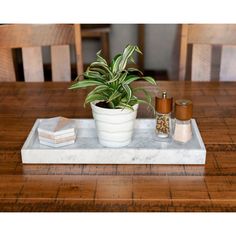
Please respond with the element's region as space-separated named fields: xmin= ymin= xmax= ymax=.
xmin=21 ymin=119 xmax=206 ymax=164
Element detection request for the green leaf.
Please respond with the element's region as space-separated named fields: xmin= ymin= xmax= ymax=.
xmin=116 ymin=102 xmax=134 ymax=111
xmin=107 ymin=73 xmax=121 ymax=84
xmin=133 ymin=87 xmax=152 ymax=104
xmin=142 ymin=76 xmax=156 ymax=85
xmin=85 ymin=93 xmax=108 ymax=105
xmin=129 ymin=97 xmax=139 ymax=106
xmin=96 ymin=50 xmax=108 ymax=65
xmin=111 ymin=54 xmax=122 ymax=74
xmin=87 ymin=85 xmax=111 ymax=98
xmin=90 ymin=62 xmax=113 ymax=78
xmin=119 ymin=45 xmax=136 ymax=71
xmin=89 ymin=67 xmax=107 ymax=76
xmin=137 ymin=99 xmax=150 ymax=105
xmin=73 ymin=74 xmax=83 ymax=82
xmin=123 ymin=75 xmax=140 ymax=85
xmin=129 ymin=56 xmax=136 ymax=64
xmin=118 ymin=71 xmax=128 ymax=83
xmin=69 ymin=79 xmax=105 ymax=89
xmin=134 ymin=46 xmax=143 ymax=54
xmin=134 ymin=87 xmax=155 ymax=114
xmin=122 ymin=83 xmax=132 ymax=103
xmin=107 ymin=89 xmax=122 ymax=103
xmin=69 ymin=44 xmax=158 ymax=111
xmin=108 ymin=101 xmax=115 ymax=109
xmin=137 ymin=99 xmax=155 ymax=114
xmin=122 ymin=75 xmax=156 ymax=85
xmin=83 ymin=70 xmax=105 ymax=81
xmin=127 ymin=67 xmax=143 ymax=75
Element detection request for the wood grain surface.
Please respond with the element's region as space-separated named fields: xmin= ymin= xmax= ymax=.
xmin=0 ymin=81 xmax=236 ymax=212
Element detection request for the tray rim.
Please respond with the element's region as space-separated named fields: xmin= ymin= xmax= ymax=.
xmin=22 ymin=118 xmax=206 ymax=151
xmin=21 ymin=118 xmax=206 ymax=164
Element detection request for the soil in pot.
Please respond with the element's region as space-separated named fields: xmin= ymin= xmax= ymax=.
xmin=96 ymin=101 xmax=110 ymax=109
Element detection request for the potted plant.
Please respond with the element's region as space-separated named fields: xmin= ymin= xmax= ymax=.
xmin=69 ymin=44 xmax=157 ymax=147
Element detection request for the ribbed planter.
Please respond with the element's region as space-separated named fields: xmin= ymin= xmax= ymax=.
xmin=90 ymin=102 xmax=139 ymax=148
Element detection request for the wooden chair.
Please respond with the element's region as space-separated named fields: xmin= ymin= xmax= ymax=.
xmin=179 ymin=24 xmax=236 ymax=81
xmin=81 ymin=24 xmax=111 ymax=63
xmin=137 ymin=24 xmax=145 ymax=71
xmin=0 ymin=24 xmax=83 ymax=82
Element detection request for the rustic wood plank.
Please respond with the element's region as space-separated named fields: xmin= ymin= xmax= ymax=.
xmin=0 ymin=81 xmax=235 ymax=212
xmin=22 ymin=47 xmax=44 ymax=82
xmin=0 ymin=174 xmax=235 ymax=211
xmin=191 ymin=44 xmax=212 ymax=81
xmin=0 ymin=48 xmax=16 ymax=81
xmin=0 ymin=151 xmax=235 ymax=177
xmin=51 ymin=45 xmax=71 ymax=81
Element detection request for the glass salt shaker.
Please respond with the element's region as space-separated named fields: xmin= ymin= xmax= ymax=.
xmin=155 ymin=91 xmax=173 ymax=138
xmin=173 ymin=99 xmax=193 ymax=143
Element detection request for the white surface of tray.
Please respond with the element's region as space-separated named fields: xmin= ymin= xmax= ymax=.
xmin=21 ymin=119 xmax=206 ymax=164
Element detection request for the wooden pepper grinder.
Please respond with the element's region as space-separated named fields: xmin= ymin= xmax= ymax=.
xmin=155 ymin=91 xmax=173 ymax=138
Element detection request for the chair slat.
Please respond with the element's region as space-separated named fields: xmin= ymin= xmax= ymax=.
xmin=0 ymin=48 xmax=16 ymax=81
xmin=179 ymin=24 xmax=236 ymax=81
xmin=22 ymin=47 xmax=44 ymax=82
xmin=191 ymin=44 xmax=211 ymax=81
xmin=211 ymin=45 xmax=222 ymax=81
xmin=0 ymin=24 xmax=74 ymax=49
xmin=0 ymin=24 xmax=82 ymax=82
xmin=188 ymin=24 xmax=236 ymax=45
xmin=74 ymin=24 xmax=84 ymax=79
xmin=51 ymin=45 xmax=71 ymax=82
xmin=220 ymin=46 xmax=236 ymax=81
xmin=179 ymin=24 xmax=188 ymax=80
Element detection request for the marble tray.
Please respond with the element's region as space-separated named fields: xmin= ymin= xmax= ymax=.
xmin=21 ymin=119 xmax=206 ymax=164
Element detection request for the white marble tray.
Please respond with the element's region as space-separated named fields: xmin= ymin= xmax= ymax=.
xmin=21 ymin=119 xmax=206 ymax=164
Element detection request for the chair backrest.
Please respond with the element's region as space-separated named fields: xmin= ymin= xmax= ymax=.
xmin=0 ymin=24 xmax=83 ymax=82
xmin=179 ymin=24 xmax=236 ymax=81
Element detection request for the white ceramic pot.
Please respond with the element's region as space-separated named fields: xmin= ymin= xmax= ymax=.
xmin=90 ymin=102 xmax=139 ymax=147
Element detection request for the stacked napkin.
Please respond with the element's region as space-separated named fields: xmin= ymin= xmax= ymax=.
xmin=38 ymin=117 xmax=76 ymax=147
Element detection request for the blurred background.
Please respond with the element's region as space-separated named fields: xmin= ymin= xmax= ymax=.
xmin=11 ymin=24 xmax=180 ymax=81
xmin=80 ymin=24 xmax=180 ymax=80
xmin=2 ymin=24 xmax=236 ymax=82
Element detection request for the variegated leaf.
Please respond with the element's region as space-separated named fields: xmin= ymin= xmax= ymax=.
xmin=107 ymin=89 xmax=122 ymax=102
xmin=142 ymin=76 xmax=156 ymax=85
xmin=96 ymin=50 xmax=108 ymax=65
xmin=122 ymin=83 xmax=132 ymax=103
xmin=111 ymin=54 xmax=122 ymax=74
xmin=85 ymin=93 xmax=108 ymax=104
xmin=69 ymin=79 xmax=105 ymax=89
xmin=118 ymin=45 xmax=136 ymax=71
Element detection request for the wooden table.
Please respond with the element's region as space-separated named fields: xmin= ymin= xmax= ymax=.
xmin=0 ymin=81 xmax=236 ymax=212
